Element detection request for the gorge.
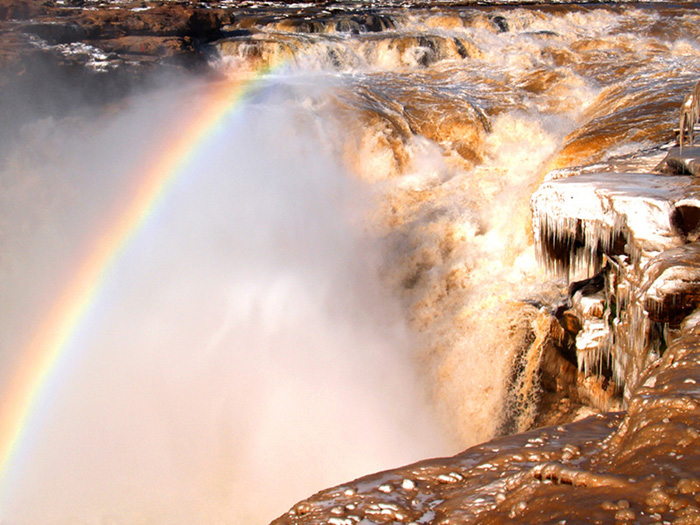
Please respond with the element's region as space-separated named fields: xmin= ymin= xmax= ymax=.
xmin=2 ymin=1 xmax=700 ymax=523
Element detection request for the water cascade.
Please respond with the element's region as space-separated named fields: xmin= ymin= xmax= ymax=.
xmin=4 ymin=2 xmax=700 ymax=523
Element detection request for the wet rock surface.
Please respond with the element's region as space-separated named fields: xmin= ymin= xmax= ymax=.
xmin=659 ymin=146 xmax=700 ymax=177
xmin=273 ymin=349 xmax=700 ymax=525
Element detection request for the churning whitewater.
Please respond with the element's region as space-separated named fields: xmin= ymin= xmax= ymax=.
xmin=2 ymin=1 xmax=700 ymax=523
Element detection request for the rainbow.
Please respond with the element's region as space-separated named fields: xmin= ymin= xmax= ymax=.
xmin=0 ymin=70 xmax=271 ymax=493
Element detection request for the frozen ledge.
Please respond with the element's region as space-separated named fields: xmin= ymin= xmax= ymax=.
xmin=532 ymin=172 xmax=700 ymax=279
xmin=642 ymin=243 xmax=700 ymax=325
xmin=658 ymin=145 xmax=700 ymax=176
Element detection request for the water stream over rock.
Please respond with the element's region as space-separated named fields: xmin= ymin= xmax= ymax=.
xmin=3 ymin=1 xmax=700 ymax=523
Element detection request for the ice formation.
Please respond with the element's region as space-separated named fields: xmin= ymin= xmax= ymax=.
xmin=532 ymin=172 xmax=700 ymax=279
xmin=532 ymin=171 xmax=700 ymax=396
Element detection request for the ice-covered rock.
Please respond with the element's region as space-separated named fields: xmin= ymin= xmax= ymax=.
xmin=571 ymin=274 xmax=606 ymax=318
xmin=573 ymin=288 xmax=605 ymax=318
xmin=657 ymin=145 xmax=700 ymax=176
xmin=641 ymin=243 xmax=700 ymax=324
xmin=532 ymin=172 xmax=700 ymax=279
xmin=532 ymin=171 xmax=700 ymax=393
xmin=576 ymin=318 xmax=609 ymax=373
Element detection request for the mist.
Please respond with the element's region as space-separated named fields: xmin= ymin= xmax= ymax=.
xmin=0 ymin=74 xmax=450 ymax=523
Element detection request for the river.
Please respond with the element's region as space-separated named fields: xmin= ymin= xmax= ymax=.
xmin=1 ymin=1 xmax=699 ymax=523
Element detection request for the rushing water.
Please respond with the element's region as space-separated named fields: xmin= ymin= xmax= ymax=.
xmin=2 ymin=2 xmax=700 ymax=523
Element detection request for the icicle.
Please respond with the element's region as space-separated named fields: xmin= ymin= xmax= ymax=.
xmin=534 ymin=208 xmax=628 ymax=282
